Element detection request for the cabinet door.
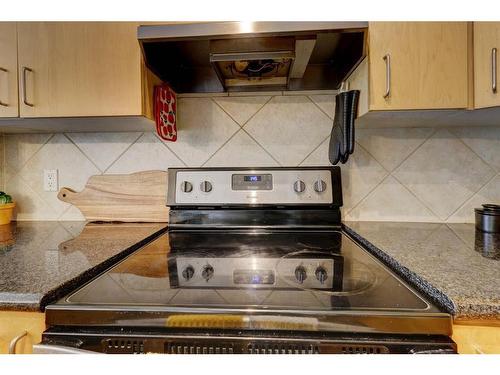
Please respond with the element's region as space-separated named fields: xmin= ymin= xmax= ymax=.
xmin=474 ymin=22 xmax=500 ymax=109
xmin=0 ymin=311 xmax=45 ymax=354
xmin=0 ymin=22 xmax=19 ymax=117
xmin=369 ymin=22 xmax=469 ymax=110
xmin=17 ymin=22 xmax=142 ymax=118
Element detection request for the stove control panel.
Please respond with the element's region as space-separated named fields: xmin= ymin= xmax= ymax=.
xmin=168 ymin=168 xmax=337 ymax=206
xmin=170 ymin=256 xmax=340 ymax=290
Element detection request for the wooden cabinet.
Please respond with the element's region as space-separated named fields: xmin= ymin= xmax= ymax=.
xmin=0 ymin=311 xmax=45 ymax=354
xmin=453 ymin=321 xmax=500 ymax=354
xmin=474 ymin=22 xmax=500 ymax=109
xmin=16 ymin=22 xmax=144 ymax=118
xmin=0 ymin=22 xmax=19 ymax=118
xmin=368 ymin=22 xmax=470 ymax=111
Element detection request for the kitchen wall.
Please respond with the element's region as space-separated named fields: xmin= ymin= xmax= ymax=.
xmin=2 ymin=92 xmax=500 ymax=222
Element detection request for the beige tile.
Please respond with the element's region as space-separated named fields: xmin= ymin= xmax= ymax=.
xmin=244 ymin=96 xmax=332 ymax=166
xmin=7 ymin=175 xmax=59 ymax=220
xmin=204 ymin=130 xmax=279 ymax=167
xmin=4 ymin=133 xmax=52 ymax=182
xmin=228 ymin=91 xmax=282 ymax=97
xmin=356 ymin=127 xmax=435 ymax=171
xmin=58 ymin=204 xmax=86 ymax=221
xmin=301 ymin=138 xmax=388 ymax=212
xmin=213 ymin=96 xmax=270 ymax=126
xmin=166 ymin=98 xmax=240 ymax=166
xmin=393 ymin=129 xmax=496 ymax=220
xmin=106 ymin=132 xmax=184 ymax=174
xmin=66 ymin=132 xmax=142 ymax=172
xmin=451 ymin=126 xmax=500 ymax=172
xmin=18 ymin=134 xmax=101 ymax=217
xmin=177 ymin=92 xmax=228 ymax=98
xmin=346 ymin=176 xmax=439 ymax=222
xmin=285 ymin=90 xmax=337 ymax=96
xmin=447 ymin=174 xmax=500 ymax=223
xmin=308 ymin=94 xmax=336 ymax=119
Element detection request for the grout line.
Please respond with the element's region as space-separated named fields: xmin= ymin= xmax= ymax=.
xmin=343 ymin=172 xmax=391 ymax=217
xmin=340 ymin=141 xmax=390 ymax=216
xmin=365 ymin=127 xmax=437 ymax=175
xmin=103 ymin=132 xmax=146 ymax=173
xmin=16 ymin=172 xmax=60 ymax=219
xmin=200 ymin=128 xmax=243 ymax=167
xmin=4 ymin=133 xmax=56 ymax=186
xmin=443 ymin=171 xmax=499 ymax=222
xmin=64 ymin=133 xmax=107 ymax=174
xmin=239 ymin=96 xmax=275 ymax=129
xmin=390 ymin=172 xmax=443 ymax=221
xmin=239 ymin=127 xmax=282 ymax=166
xmin=207 ymin=96 xmax=281 ymax=166
xmin=153 ymin=132 xmax=188 ymax=168
xmin=306 ymin=94 xmax=337 ymax=121
xmin=240 ymin=96 xmax=275 ymax=127
xmin=438 ymin=128 xmax=498 ymax=221
xmin=297 ymin=134 xmax=330 ymax=166
xmin=448 ymin=127 xmax=500 ymax=174
xmin=212 ymin=95 xmax=273 ymax=128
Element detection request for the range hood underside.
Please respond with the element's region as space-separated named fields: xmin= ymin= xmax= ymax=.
xmin=139 ymin=23 xmax=367 ymax=93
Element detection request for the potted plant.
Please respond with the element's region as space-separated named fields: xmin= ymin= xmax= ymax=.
xmin=0 ymin=192 xmax=15 ymax=225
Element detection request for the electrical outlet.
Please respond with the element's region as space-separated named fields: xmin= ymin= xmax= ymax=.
xmin=44 ymin=169 xmax=58 ymax=192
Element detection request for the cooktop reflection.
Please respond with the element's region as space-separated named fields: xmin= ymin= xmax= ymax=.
xmin=63 ymin=230 xmax=438 ymax=313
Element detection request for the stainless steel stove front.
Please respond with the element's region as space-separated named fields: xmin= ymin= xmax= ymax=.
xmin=39 ymin=167 xmax=456 ymax=354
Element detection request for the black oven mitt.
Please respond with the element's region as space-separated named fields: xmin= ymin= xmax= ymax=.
xmin=329 ymin=90 xmax=360 ymax=165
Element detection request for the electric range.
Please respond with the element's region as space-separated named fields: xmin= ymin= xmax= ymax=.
xmin=37 ymin=167 xmax=456 ymax=354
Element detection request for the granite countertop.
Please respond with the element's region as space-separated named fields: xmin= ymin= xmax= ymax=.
xmin=2 ymin=219 xmax=498 ymax=321
xmin=344 ymin=221 xmax=500 ymax=321
xmin=0 ymin=221 xmax=167 ymax=311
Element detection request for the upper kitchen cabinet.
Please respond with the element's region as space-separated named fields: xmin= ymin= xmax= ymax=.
xmin=17 ymin=22 xmax=145 ymax=118
xmin=368 ymin=22 xmax=470 ymax=111
xmin=0 ymin=23 xmax=19 ymax=118
xmin=474 ymin=22 xmax=500 ymax=109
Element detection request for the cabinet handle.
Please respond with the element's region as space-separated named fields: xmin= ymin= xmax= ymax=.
xmin=492 ymin=47 xmax=497 ymax=94
xmin=22 ymin=67 xmax=34 ymax=107
xmin=383 ymin=54 xmax=391 ymax=98
xmin=8 ymin=331 xmax=28 ymax=354
xmin=0 ymin=67 xmax=7 ymax=107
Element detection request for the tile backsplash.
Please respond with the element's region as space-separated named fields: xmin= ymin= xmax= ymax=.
xmin=2 ymin=93 xmax=500 ymax=222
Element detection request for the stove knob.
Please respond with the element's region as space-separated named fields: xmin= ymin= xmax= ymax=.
xmin=182 ymin=265 xmax=195 ymax=281
xmin=313 ymin=180 xmax=327 ymax=193
xmin=180 ymin=181 xmax=193 ymax=193
xmin=293 ymin=180 xmax=306 ymax=193
xmin=200 ymin=181 xmax=213 ymax=193
xmin=202 ymin=265 xmax=214 ymax=281
xmin=294 ymin=266 xmax=307 ymax=284
xmin=315 ymin=266 xmax=328 ymax=284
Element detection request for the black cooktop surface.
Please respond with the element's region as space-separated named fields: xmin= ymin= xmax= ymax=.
xmin=60 ymin=230 xmax=438 ymax=313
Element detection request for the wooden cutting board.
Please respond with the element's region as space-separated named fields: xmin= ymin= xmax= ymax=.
xmin=57 ymin=170 xmax=169 ymax=222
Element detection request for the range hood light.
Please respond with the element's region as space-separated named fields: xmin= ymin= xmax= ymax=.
xmin=238 ymin=21 xmax=255 ymax=33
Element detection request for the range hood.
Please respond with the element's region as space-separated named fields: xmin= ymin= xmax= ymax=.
xmin=138 ymin=22 xmax=368 ymax=93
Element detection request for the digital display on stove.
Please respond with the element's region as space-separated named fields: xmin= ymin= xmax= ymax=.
xmin=244 ymin=175 xmax=261 ymax=182
xmin=233 ymin=269 xmax=275 ymax=285
xmin=232 ymin=174 xmax=273 ymax=190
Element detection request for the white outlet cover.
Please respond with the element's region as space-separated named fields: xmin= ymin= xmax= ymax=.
xmin=44 ymin=169 xmax=58 ymax=192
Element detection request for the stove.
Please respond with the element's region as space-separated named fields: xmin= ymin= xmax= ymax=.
xmin=36 ymin=167 xmax=456 ymax=354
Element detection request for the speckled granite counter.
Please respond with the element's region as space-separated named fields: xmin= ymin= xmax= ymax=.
xmin=0 ymin=221 xmax=167 ymax=311
xmin=344 ymin=222 xmax=500 ymax=321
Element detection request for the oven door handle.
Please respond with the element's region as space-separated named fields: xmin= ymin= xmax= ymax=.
xmin=33 ymin=344 xmax=100 ymax=354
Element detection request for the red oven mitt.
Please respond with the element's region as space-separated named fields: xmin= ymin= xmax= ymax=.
xmin=154 ymin=84 xmax=177 ymax=142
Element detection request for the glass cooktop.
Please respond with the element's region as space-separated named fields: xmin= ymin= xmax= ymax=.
xmin=60 ymin=230 xmax=438 ymax=313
